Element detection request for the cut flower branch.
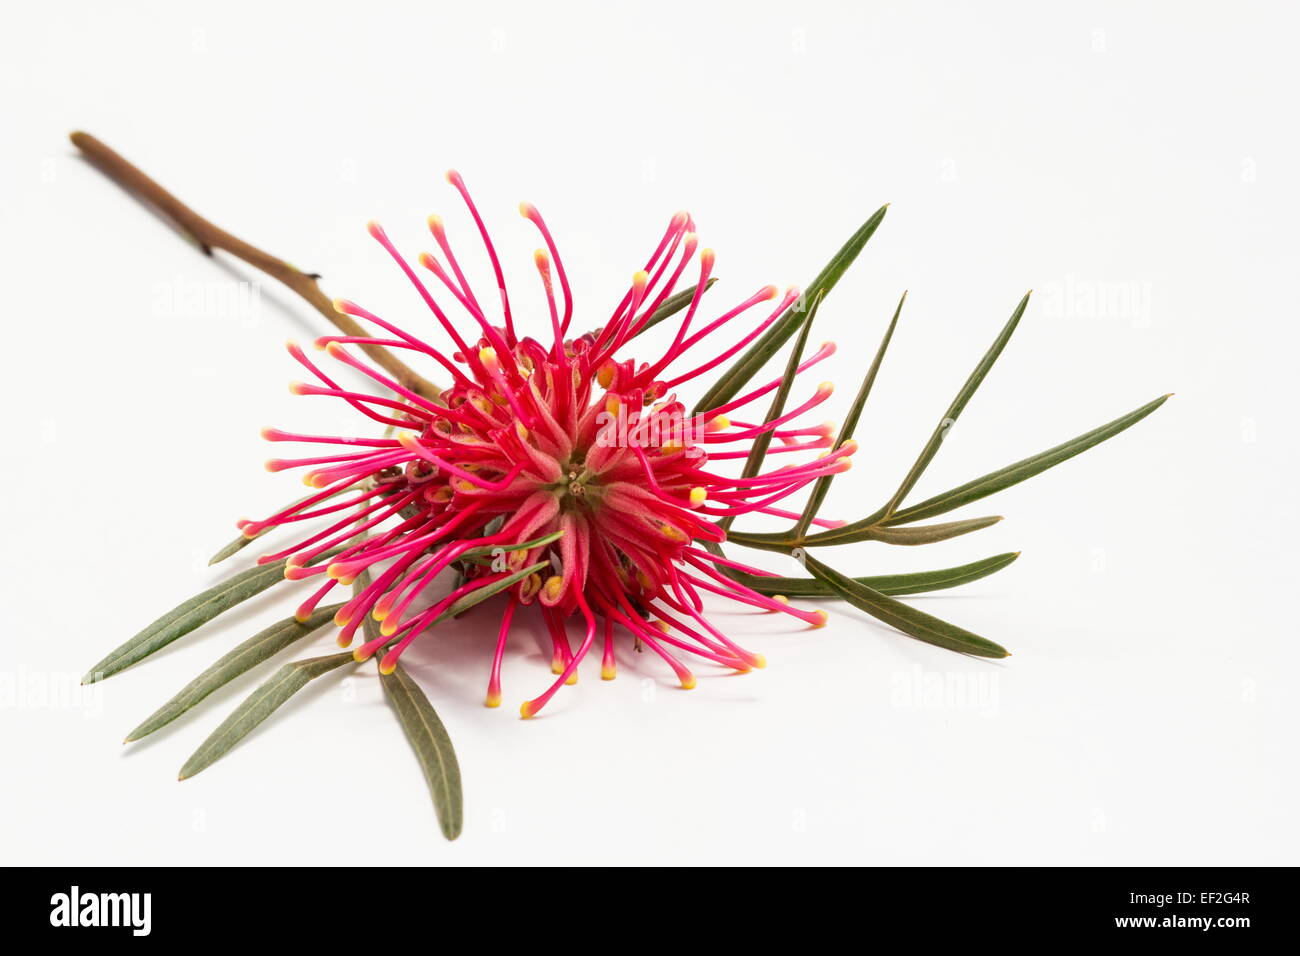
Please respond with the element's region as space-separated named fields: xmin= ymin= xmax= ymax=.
xmin=75 ymin=131 xmax=1168 ymax=840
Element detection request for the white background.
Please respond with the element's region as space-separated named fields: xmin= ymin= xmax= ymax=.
xmin=2 ymin=1 xmax=1296 ymax=865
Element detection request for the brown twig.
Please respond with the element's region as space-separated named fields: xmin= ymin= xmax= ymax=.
xmin=69 ymin=131 xmax=441 ymax=400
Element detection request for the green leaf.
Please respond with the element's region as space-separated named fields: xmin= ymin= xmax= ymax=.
xmin=728 ymin=515 xmax=1002 ymax=552
xmin=692 ymin=204 xmax=889 ymax=414
xmin=737 ymin=551 xmax=1021 ymax=597
xmin=874 ymin=291 xmax=1031 ymax=521
xmin=458 ymin=530 xmax=564 ymax=565
xmin=882 ymin=394 xmax=1173 ymax=525
xmin=379 ymin=664 xmax=464 ymax=840
xmin=438 ymin=561 xmax=550 ymax=620
xmin=84 ymin=560 xmax=292 ymax=683
xmin=630 ymin=279 xmax=717 ymax=338
xmin=177 ymin=650 xmax=356 ymax=780
xmin=124 ymin=603 xmax=344 ymax=743
xmin=718 ymin=291 xmax=822 ymax=533
xmin=208 ymin=489 xmax=348 ymax=565
xmin=800 ymin=551 xmax=1009 ymax=658
xmin=208 ymin=532 xmax=258 ymax=567
xmin=792 ymin=290 xmax=905 ymax=540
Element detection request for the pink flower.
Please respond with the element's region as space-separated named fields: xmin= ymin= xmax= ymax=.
xmin=246 ymin=172 xmax=853 ymax=717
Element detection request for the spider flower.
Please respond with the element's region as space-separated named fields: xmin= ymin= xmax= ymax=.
xmin=246 ymin=173 xmax=852 ymax=717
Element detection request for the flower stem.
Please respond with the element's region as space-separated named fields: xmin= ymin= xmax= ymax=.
xmin=69 ymin=130 xmax=441 ymax=400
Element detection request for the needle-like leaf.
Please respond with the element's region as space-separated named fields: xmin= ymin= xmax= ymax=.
xmin=717 ymin=291 xmax=822 ymax=533
xmin=800 ymin=551 xmax=1010 ymax=658
xmin=379 ymin=664 xmax=464 ymax=840
xmin=737 ymin=551 xmax=1021 ymax=597
xmin=85 ymin=560 xmax=293 ymax=683
xmin=208 ymin=489 xmax=348 ymax=565
xmin=125 ymin=603 xmax=344 ymax=743
xmin=692 ymin=204 xmax=889 ymax=414
xmin=873 ymin=291 xmax=1031 ymax=522
xmin=792 ymin=290 xmax=905 ymax=540
xmin=177 ymin=650 xmax=357 ymax=780
xmin=729 ymin=515 xmax=1002 ymax=552
xmin=881 ymin=394 xmax=1173 ymax=525
xmin=629 ymin=279 xmax=717 ymax=338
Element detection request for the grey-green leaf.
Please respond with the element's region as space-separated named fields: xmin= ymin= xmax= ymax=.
xmin=882 ymin=394 xmax=1173 ymax=525
xmin=380 ymin=664 xmax=464 ymax=840
xmin=718 ymin=291 xmax=821 ymax=533
xmin=84 ymin=560 xmax=292 ymax=683
xmin=874 ymin=291 xmax=1031 ymax=521
xmin=178 ymin=650 xmax=356 ymax=780
xmin=736 ymin=551 xmax=1021 ymax=597
xmin=630 ymin=279 xmax=717 ymax=338
xmin=124 ymin=603 xmax=344 ymax=743
xmin=692 ymin=204 xmax=889 ymax=414
xmin=729 ymin=514 xmax=1002 ymax=552
xmin=801 ymin=551 xmax=1010 ymax=658
xmin=793 ymin=290 xmax=905 ymax=540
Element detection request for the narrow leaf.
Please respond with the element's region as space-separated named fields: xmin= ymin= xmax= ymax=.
xmin=738 ymin=551 xmax=1021 ymax=597
xmin=793 ymin=290 xmax=905 ymax=540
xmin=125 ymin=603 xmax=344 ymax=743
xmin=718 ymin=291 xmax=822 ymax=533
xmin=208 ymin=488 xmax=347 ymax=565
xmin=439 ymin=561 xmax=550 ymax=620
xmin=883 ymin=394 xmax=1172 ymax=525
xmin=778 ymin=514 xmax=1003 ymax=549
xmin=874 ymin=291 xmax=1031 ymax=521
xmin=692 ymin=204 xmax=889 ymax=414
xmin=84 ymin=561 xmax=291 ymax=683
xmin=630 ymin=279 xmax=717 ymax=338
xmin=801 ymin=552 xmax=1009 ymax=658
xmin=178 ymin=650 xmax=356 ymax=780
xmin=380 ymin=664 xmax=464 ymax=840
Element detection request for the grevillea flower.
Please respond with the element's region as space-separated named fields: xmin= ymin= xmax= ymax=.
xmin=247 ymin=172 xmax=853 ymax=717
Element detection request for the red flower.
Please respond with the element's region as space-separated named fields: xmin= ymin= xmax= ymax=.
xmin=246 ymin=172 xmax=853 ymax=717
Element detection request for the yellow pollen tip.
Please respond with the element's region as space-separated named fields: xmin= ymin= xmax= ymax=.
xmin=378 ymin=660 xmax=397 ymax=676
xmin=325 ymin=563 xmax=345 ymax=579
xmin=534 ymin=248 xmax=550 ymax=267
xmin=701 ymin=248 xmax=716 ymax=266
xmin=293 ymin=611 xmax=311 ymax=623
xmin=632 ymin=270 xmax=649 ymax=289
xmin=519 ymin=701 xmax=537 ymax=719
xmin=485 ymin=692 xmax=502 ymax=708
xmin=542 ymin=575 xmax=564 ymax=602
xmin=331 ymin=298 xmax=351 ymax=314
xmin=751 ymin=654 xmax=768 ymax=669
xmin=601 ymin=665 xmax=617 ymax=681
xmin=565 ymin=673 xmax=578 ymax=686
xmin=596 ymin=363 xmax=616 ymax=389
xmin=336 ymin=634 xmax=353 ymax=648
xmin=811 ymin=610 xmax=828 ymax=628
xmin=605 ymin=395 xmax=620 ymax=415
xmin=380 ymin=622 xmax=397 ymax=637
xmin=818 ymin=381 xmax=834 ymax=395
xmin=351 ymin=648 xmax=371 ymax=663
xmin=324 ymin=341 xmax=345 ymax=358
xmin=518 ymin=201 xmax=535 ymax=218
xmin=515 ymin=422 xmax=529 ymax=440
xmin=478 ymin=346 xmax=498 ymax=367
xmin=427 ymin=213 xmax=443 ymax=232
xmin=680 ymin=674 xmax=697 ymax=690
xmin=706 ymin=415 xmax=730 ymax=432
xmin=334 ymin=610 xmax=351 ymax=626
xmin=288 ymin=381 xmax=307 ymax=395
xmin=689 ymin=486 xmax=707 ymax=507
xmin=773 ymin=594 xmax=790 ymax=605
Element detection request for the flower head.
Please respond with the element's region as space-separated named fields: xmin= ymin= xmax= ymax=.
xmin=248 ymin=172 xmax=851 ymax=716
